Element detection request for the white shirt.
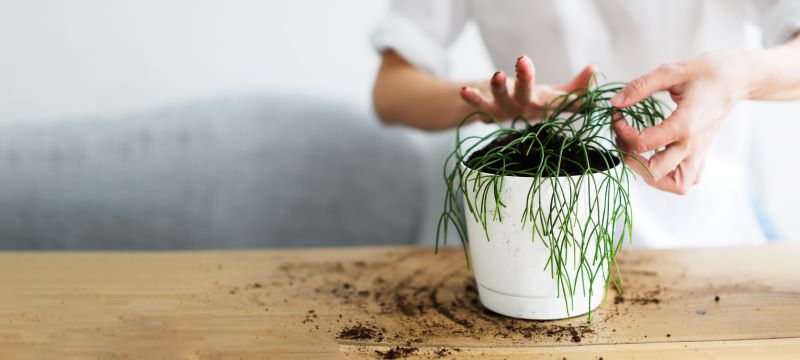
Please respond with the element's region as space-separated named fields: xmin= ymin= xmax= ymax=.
xmin=372 ymin=0 xmax=800 ymax=248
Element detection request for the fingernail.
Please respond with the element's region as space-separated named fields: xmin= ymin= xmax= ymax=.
xmin=611 ymin=92 xmax=625 ymax=106
xmin=492 ymin=72 xmax=503 ymax=86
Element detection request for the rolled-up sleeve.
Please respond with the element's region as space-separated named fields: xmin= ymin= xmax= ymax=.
xmin=753 ymin=0 xmax=800 ymax=47
xmin=371 ymin=0 xmax=469 ymax=75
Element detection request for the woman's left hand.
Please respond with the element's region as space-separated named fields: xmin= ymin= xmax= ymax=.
xmin=611 ymin=50 xmax=752 ymax=194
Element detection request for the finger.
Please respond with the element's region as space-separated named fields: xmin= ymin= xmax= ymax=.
xmin=649 ymin=157 xmax=700 ymax=195
xmin=460 ymin=86 xmax=495 ymax=122
xmin=694 ymin=157 xmax=706 ymax=184
xmin=460 ymin=86 xmax=492 ymax=110
xmin=646 ymin=142 xmax=690 ymax=180
xmin=616 ymin=136 xmax=655 ymax=183
xmin=490 ymin=71 xmax=515 ymax=110
xmin=514 ymin=55 xmax=535 ymax=106
xmin=618 ymin=133 xmax=698 ymax=194
xmin=612 ymin=63 xmax=688 ymax=108
xmin=558 ymin=64 xmax=599 ymax=93
xmin=613 ymin=108 xmax=688 ymax=153
xmin=612 ymin=113 xmax=643 ymax=150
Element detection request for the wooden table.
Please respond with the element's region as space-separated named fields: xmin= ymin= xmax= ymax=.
xmin=0 ymin=244 xmax=798 ymax=359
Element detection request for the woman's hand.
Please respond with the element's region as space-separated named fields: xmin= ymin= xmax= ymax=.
xmin=611 ymin=50 xmax=753 ymax=194
xmin=460 ymin=55 xmax=598 ymax=122
xmin=373 ymin=52 xmax=602 ymax=130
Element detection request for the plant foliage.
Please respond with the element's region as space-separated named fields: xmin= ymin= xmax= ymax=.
xmin=436 ymin=78 xmax=667 ymax=319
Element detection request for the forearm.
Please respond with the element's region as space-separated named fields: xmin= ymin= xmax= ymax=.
xmin=373 ymin=52 xmax=481 ymax=130
xmin=746 ymin=33 xmax=800 ymax=100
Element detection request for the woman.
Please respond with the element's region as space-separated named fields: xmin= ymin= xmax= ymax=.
xmin=371 ymin=0 xmax=800 ymax=248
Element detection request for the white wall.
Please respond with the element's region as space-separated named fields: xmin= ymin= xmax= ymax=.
xmin=0 ymin=1 xmax=383 ymax=122
xmin=0 ymin=1 xmax=798 ymax=241
xmin=0 ymin=0 xmax=492 ymax=123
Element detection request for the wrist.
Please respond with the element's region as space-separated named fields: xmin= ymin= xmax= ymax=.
xmin=742 ymin=41 xmax=800 ymax=100
xmin=712 ymin=48 xmax=766 ymax=101
xmin=741 ymin=48 xmax=770 ymax=100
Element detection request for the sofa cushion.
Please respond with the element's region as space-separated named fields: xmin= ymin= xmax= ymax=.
xmin=0 ymin=94 xmax=424 ymax=249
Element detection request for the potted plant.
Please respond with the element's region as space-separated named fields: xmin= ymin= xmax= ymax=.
xmin=437 ymin=79 xmax=665 ymax=321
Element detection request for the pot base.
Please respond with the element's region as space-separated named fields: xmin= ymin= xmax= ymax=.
xmin=476 ymin=283 xmax=605 ymax=320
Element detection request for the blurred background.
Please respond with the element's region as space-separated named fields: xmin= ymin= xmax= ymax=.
xmin=0 ymin=0 xmax=797 ymax=249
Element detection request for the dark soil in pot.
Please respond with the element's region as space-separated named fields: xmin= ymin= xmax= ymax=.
xmin=466 ymin=123 xmax=620 ymax=177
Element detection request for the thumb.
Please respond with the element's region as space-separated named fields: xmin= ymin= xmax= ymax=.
xmin=560 ymin=64 xmax=599 ymax=93
xmin=612 ymin=65 xmax=687 ymax=108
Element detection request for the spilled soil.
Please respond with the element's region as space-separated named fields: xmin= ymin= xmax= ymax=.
xmin=326 ymin=276 xmax=596 ymax=344
xmin=338 ymin=323 xmax=385 ymax=342
xmin=255 ymin=250 xmax=667 ymax=346
xmin=225 ymin=248 xmax=697 ymax=358
xmin=211 ymin=246 xmax=789 ymax=358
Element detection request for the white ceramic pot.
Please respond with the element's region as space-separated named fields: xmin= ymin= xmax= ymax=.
xmin=463 ymin=164 xmax=620 ymax=320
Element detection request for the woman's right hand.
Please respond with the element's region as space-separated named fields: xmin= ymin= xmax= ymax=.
xmin=460 ymin=55 xmax=597 ymax=122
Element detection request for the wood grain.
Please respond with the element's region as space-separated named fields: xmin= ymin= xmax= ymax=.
xmin=0 ymin=244 xmax=798 ymax=359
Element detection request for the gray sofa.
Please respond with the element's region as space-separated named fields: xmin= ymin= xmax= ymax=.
xmin=0 ymin=95 xmax=428 ymax=250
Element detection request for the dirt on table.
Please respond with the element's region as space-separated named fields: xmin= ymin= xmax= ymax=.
xmin=374 ymin=346 xmax=418 ymax=359
xmin=224 ymin=248 xmax=677 ymax=358
xmin=338 ymin=323 xmax=385 ymax=342
xmin=327 ymin=275 xmax=598 ymax=344
xmin=261 ymin=253 xmax=650 ymax=345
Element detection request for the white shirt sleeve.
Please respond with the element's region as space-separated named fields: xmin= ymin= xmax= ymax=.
xmin=751 ymin=0 xmax=800 ymax=47
xmin=371 ymin=0 xmax=469 ymax=75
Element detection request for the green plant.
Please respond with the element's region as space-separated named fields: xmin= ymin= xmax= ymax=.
xmin=436 ymin=78 xmax=666 ymax=319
